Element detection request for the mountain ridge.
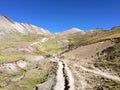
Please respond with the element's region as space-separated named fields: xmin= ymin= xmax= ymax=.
xmin=0 ymin=16 xmax=51 ymax=35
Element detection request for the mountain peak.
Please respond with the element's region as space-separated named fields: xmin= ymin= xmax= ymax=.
xmin=70 ymin=28 xmax=83 ymax=31
xmin=57 ymin=27 xmax=85 ymax=36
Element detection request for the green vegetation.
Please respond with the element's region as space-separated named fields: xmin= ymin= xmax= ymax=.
xmin=1 ymin=59 xmax=57 ymax=90
xmin=0 ymin=52 xmax=23 ymax=63
xmin=0 ymin=26 xmax=120 ymax=90
xmin=42 ymin=40 xmax=62 ymax=53
xmin=34 ymin=38 xmax=64 ymax=56
xmin=0 ymin=33 xmax=58 ymax=90
xmin=0 ymin=69 xmax=26 ymax=87
xmin=67 ymin=27 xmax=120 ymax=49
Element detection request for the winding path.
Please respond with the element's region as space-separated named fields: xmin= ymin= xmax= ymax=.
xmin=74 ymin=64 xmax=120 ymax=82
xmin=64 ymin=63 xmax=75 ymax=90
xmin=54 ymin=61 xmax=65 ymax=90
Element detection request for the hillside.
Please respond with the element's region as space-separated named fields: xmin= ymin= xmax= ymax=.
xmin=0 ymin=16 xmax=64 ymax=90
xmin=61 ymin=26 xmax=120 ymax=90
xmin=0 ymin=16 xmax=120 ymax=90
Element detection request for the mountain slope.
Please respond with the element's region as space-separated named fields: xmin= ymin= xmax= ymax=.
xmin=0 ymin=16 xmax=51 ymax=36
xmin=57 ymin=28 xmax=85 ymax=36
xmin=0 ymin=16 xmax=120 ymax=90
xmin=60 ymin=27 xmax=120 ymax=90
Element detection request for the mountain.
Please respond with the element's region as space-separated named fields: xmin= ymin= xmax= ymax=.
xmin=57 ymin=28 xmax=85 ymax=36
xmin=0 ymin=16 xmax=120 ymax=90
xmin=0 ymin=16 xmax=51 ymax=36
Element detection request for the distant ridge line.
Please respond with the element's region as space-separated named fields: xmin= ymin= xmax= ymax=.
xmin=4 ymin=16 xmax=15 ymax=24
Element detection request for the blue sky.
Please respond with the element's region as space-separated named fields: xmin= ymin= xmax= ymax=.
xmin=0 ymin=0 xmax=120 ymax=32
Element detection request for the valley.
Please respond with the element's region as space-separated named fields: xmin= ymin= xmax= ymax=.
xmin=0 ymin=16 xmax=120 ymax=90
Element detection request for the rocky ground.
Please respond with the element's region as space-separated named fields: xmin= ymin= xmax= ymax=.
xmin=61 ymin=39 xmax=120 ymax=90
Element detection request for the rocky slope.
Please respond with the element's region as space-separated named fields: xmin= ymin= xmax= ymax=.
xmin=0 ymin=16 xmax=51 ymax=41
xmin=60 ymin=27 xmax=120 ymax=90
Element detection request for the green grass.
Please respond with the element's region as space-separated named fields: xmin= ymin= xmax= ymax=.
xmin=0 ymin=69 xmax=26 ymax=86
xmin=4 ymin=69 xmax=44 ymax=90
xmin=0 ymin=52 xmax=24 ymax=63
xmin=35 ymin=39 xmax=63 ymax=55
xmin=0 ymin=32 xmax=57 ymax=89
xmin=67 ymin=27 xmax=120 ymax=49
xmin=1 ymin=59 xmax=57 ymax=90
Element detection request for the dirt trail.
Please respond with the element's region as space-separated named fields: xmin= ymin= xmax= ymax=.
xmin=52 ymin=56 xmax=75 ymax=90
xmin=74 ymin=64 xmax=120 ymax=82
xmin=54 ymin=61 xmax=65 ymax=90
xmin=64 ymin=63 xmax=75 ymax=90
